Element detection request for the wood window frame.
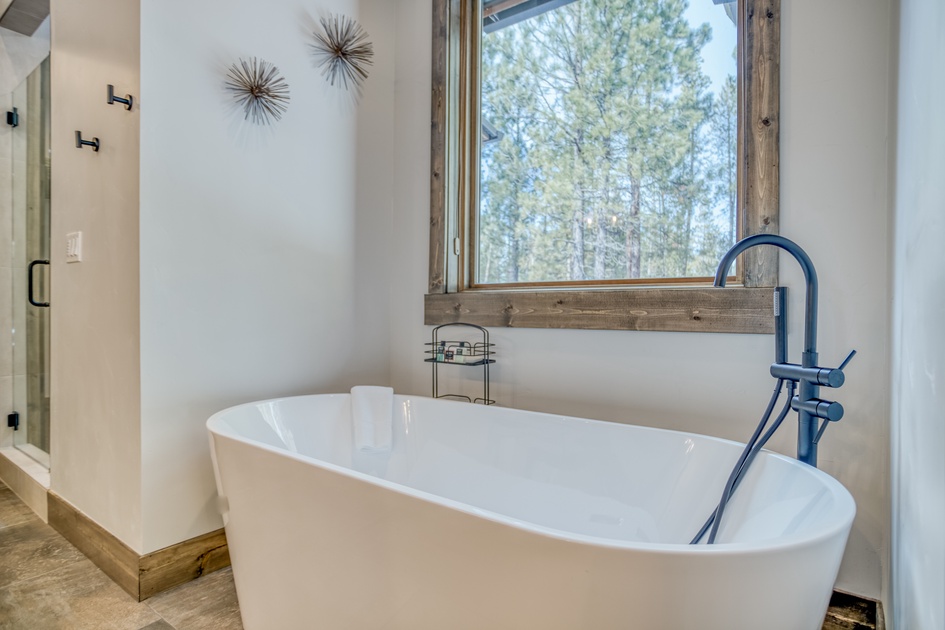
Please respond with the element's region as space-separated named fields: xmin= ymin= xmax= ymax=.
xmin=426 ymin=0 xmax=780 ymax=334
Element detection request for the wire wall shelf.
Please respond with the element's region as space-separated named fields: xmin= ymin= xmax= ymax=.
xmin=425 ymin=323 xmax=495 ymax=405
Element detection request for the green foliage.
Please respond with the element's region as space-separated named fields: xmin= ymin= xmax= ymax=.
xmin=478 ymin=0 xmax=737 ymax=283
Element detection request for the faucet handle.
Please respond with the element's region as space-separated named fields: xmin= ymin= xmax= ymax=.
xmin=810 ymin=350 xmax=855 ymax=447
xmin=792 ymin=396 xmax=844 ymax=422
xmin=838 ymin=349 xmax=857 ymax=372
xmin=770 ymin=363 xmax=846 ymax=388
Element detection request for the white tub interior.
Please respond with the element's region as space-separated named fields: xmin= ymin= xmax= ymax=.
xmin=209 ymin=394 xmax=853 ymax=548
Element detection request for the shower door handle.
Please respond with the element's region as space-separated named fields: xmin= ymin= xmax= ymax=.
xmin=28 ymin=260 xmax=50 ymax=307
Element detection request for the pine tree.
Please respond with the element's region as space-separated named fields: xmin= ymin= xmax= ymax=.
xmin=479 ymin=0 xmax=730 ymax=283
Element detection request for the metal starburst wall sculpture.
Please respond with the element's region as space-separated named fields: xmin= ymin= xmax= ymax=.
xmin=224 ymin=57 xmax=291 ymax=125
xmin=311 ymin=13 xmax=374 ymax=94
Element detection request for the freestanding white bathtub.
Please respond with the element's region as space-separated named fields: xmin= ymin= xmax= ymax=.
xmin=207 ymin=394 xmax=855 ymax=630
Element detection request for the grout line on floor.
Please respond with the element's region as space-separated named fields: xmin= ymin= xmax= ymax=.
xmin=144 ymin=604 xmax=174 ymax=629
xmin=1 ymin=555 xmax=99 ymax=595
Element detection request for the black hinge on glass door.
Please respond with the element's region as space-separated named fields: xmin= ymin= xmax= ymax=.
xmin=7 ymin=412 xmax=19 ymax=431
xmin=28 ymin=260 xmax=50 ymax=307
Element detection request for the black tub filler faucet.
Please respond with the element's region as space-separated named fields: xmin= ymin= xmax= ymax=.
xmin=714 ymin=234 xmax=855 ymax=468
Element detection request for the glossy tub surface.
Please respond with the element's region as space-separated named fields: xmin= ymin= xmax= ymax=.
xmin=207 ymin=394 xmax=855 ymax=630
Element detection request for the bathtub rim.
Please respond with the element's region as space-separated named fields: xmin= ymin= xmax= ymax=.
xmin=207 ymin=393 xmax=856 ymax=556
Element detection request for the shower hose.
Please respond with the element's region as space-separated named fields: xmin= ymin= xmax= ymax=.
xmin=690 ymin=378 xmax=797 ymax=545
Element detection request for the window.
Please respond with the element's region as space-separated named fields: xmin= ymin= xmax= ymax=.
xmin=427 ymin=0 xmax=780 ymax=333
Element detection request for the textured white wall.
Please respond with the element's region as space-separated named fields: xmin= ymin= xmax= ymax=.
xmin=890 ymin=0 xmax=945 ymax=627
xmin=389 ymin=0 xmax=893 ymax=599
xmin=48 ymin=0 xmax=142 ymax=549
xmin=138 ymin=0 xmax=394 ymax=553
xmin=44 ymin=0 xmax=395 ymax=555
xmin=778 ymin=0 xmax=893 ymax=598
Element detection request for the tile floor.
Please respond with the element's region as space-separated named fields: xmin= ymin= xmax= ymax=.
xmin=0 ymin=482 xmax=242 ymax=630
xmin=1 ymin=480 xmax=879 ymax=630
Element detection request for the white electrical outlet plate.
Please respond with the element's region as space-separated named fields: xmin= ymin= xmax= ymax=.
xmin=66 ymin=231 xmax=83 ymax=263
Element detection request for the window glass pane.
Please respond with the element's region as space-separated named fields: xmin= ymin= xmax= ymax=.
xmin=478 ymin=0 xmax=737 ymax=284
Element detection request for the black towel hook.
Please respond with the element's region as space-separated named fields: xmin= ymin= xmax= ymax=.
xmin=75 ymin=130 xmax=100 ymax=152
xmin=107 ymin=84 xmax=134 ymax=110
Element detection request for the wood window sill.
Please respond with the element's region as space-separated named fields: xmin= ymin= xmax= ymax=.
xmin=424 ymin=286 xmax=774 ymax=334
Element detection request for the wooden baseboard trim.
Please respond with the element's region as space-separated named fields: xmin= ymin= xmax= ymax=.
xmin=139 ymin=527 xmax=230 ymax=600
xmin=47 ymin=491 xmax=139 ymax=597
xmin=47 ymin=491 xmax=229 ymax=601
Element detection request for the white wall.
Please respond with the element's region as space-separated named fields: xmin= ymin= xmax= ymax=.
xmin=890 ymin=0 xmax=945 ymax=627
xmin=389 ymin=0 xmax=893 ymax=599
xmin=138 ymin=0 xmax=394 ymax=553
xmin=49 ymin=0 xmax=142 ymax=548
xmin=45 ymin=0 xmax=395 ymax=555
xmin=779 ymin=0 xmax=893 ymax=597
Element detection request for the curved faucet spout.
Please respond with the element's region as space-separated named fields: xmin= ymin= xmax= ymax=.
xmin=714 ymin=234 xmax=818 ymax=357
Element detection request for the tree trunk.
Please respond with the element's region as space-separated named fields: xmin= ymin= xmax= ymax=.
xmin=682 ymin=131 xmax=697 ymax=276
xmin=571 ymin=187 xmax=586 ymax=280
xmin=594 ymin=205 xmax=607 ymax=279
xmin=626 ymin=168 xmax=641 ymax=279
xmin=510 ymin=228 xmax=520 ymax=283
xmin=595 ymin=143 xmax=613 ymax=280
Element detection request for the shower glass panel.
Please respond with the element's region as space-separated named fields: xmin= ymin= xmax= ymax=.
xmin=10 ymin=57 xmax=51 ymax=468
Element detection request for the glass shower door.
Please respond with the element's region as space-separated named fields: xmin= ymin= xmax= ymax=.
xmin=10 ymin=57 xmax=51 ymax=468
